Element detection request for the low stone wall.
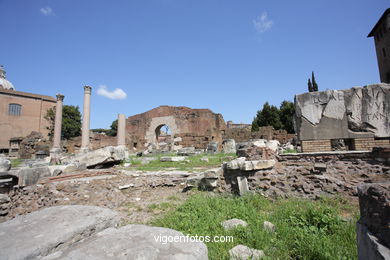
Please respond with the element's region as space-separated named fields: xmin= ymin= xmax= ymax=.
xmin=353 ymin=138 xmax=390 ymax=151
xmin=301 ymin=138 xmax=390 ymax=152
xmin=301 ymin=140 xmax=332 ymax=152
xmin=221 ymin=151 xmax=390 ymax=199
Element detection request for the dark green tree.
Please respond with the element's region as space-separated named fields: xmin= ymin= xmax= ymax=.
xmin=251 ymin=102 xmax=283 ymax=131
xmin=308 ymin=78 xmax=313 ymax=92
xmin=45 ymin=105 xmax=82 ymax=140
xmin=106 ymin=119 xmax=118 ymax=136
xmin=312 ymin=71 xmax=319 ymax=92
xmin=279 ymin=100 xmax=295 ymax=133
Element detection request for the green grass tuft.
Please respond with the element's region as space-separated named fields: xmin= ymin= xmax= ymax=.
xmin=151 ymin=193 xmax=358 ymax=259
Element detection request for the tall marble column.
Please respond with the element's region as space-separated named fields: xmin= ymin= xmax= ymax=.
xmin=81 ymin=86 xmax=92 ymax=152
xmin=52 ymin=94 xmax=64 ymax=149
xmin=117 ymin=114 xmax=126 ymax=146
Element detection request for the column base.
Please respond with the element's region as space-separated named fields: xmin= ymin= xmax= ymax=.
xmin=79 ymin=147 xmax=90 ymax=154
xmin=50 ymin=148 xmax=62 ymax=165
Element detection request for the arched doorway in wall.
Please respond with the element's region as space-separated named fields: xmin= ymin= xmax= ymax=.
xmin=155 ymin=124 xmax=173 ymax=145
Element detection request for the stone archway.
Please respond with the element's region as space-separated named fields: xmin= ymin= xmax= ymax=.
xmin=145 ymin=116 xmax=179 ymax=145
xmin=155 ymin=124 xmax=172 ymax=143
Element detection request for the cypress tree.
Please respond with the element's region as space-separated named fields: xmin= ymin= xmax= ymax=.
xmin=312 ymin=71 xmax=319 ymax=92
xmin=308 ymin=78 xmax=313 ymax=92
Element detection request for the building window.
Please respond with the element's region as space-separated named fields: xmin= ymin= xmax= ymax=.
xmin=383 ymin=48 xmax=387 ymax=58
xmin=8 ymin=103 xmax=22 ymax=116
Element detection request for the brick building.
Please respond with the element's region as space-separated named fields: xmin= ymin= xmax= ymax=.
xmin=0 ymin=66 xmax=56 ymax=155
xmin=368 ymin=8 xmax=390 ymax=83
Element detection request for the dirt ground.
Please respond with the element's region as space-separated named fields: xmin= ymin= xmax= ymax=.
xmin=1 ymin=168 xmax=200 ymax=224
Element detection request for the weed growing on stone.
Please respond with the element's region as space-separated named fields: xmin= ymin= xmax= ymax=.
xmin=151 ymin=193 xmax=358 ymax=259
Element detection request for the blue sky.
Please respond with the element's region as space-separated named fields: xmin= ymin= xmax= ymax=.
xmin=1 ymin=0 xmax=388 ymax=128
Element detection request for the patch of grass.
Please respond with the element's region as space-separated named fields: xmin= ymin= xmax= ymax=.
xmin=11 ymin=159 xmax=22 ymax=168
xmin=134 ymin=153 xmax=236 ymax=172
xmin=147 ymin=201 xmax=178 ymax=214
xmin=282 ymin=148 xmax=297 ymax=154
xmin=151 ymin=193 xmax=358 ymax=259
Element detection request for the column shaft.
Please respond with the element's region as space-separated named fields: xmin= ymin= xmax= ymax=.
xmin=52 ymin=94 xmax=64 ymax=149
xmin=81 ymin=86 xmax=92 ymax=151
xmin=117 ymin=114 xmax=126 ymax=146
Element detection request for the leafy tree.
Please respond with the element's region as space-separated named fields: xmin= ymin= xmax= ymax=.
xmin=251 ymin=102 xmax=283 ymax=131
xmin=279 ymin=100 xmax=295 ymax=133
xmin=106 ymin=119 xmax=118 ymax=136
xmin=45 ymin=105 xmax=82 ymax=140
xmin=312 ymin=71 xmax=319 ymax=92
xmin=308 ymin=78 xmax=313 ymax=92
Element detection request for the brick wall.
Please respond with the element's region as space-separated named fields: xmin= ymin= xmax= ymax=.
xmin=353 ymin=138 xmax=390 ymax=151
xmin=301 ymin=140 xmax=332 ymax=152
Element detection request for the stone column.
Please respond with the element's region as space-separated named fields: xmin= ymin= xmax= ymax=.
xmin=50 ymin=94 xmax=64 ymax=164
xmin=81 ymin=86 xmax=92 ymax=152
xmin=117 ymin=114 xmax=126 ymax=146
xmin=52 ymin=94 xmax=64 ymax=150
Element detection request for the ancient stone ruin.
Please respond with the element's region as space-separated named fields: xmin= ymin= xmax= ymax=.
xmin=295 ymin=83 xmax=390 ymax=152
xmin=125 ymin=105 xmax=227 ymax=150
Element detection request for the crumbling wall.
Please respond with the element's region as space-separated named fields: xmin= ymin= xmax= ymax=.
xmin=65 ymin=133 xmax=116 ymax=153
xmin=126 ymin=106 xmax=227 ymax=150
xmin=224 ymin=126 xmax=295 ymax=144
xmin=18 ymin=131 xmax=51 ymax=159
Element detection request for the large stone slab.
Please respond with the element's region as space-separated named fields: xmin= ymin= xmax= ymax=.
xmin=62 ymin=146 xmax=127 ymax=168
xmin=13 ymin=166 xmax=53 ymax=186
xmin=295 ymin=84 xmax=390 ymax=140
xmin=0 ymin=205 xmax=120 ymax=260
xmin=48 ymin=224 xmax=208 ymax=260
xmin=240 ymin=160 xmax=276 ymax=171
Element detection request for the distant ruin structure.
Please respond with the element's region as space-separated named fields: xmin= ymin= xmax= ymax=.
xmin=368 ymin=8 xmax=390 ymax=83
xmin=125 ymin=106 xmax=227 ymax=149
xmin=294 ymin=83 xmax=390 ymax=152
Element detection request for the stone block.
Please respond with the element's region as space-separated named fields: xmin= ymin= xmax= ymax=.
xmin=357 ymin=183 xmax=390 ymax=248
xmin=160 ymin=156 xmax=186 ymax=162
xmin=295 ymin=84 xmax=390 ymax=141
xmin=237 ymin=176 xmax=250 ymax=196
xmin=240 ymin=160 xmax=276 ymax=171
xmin=0 ymin=205 xmax=120 ymax=260
xmin=222 ymin=139 xmax=236 ymax=154
xmin=48 ymin=224 xmax=208 ymax=260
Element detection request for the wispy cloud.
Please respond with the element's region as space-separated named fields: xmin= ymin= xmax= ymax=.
xmin=40 ymin=6 xmax=55 ymax=16
xmin=97 ymin=85 xmax=127 ymax=100
xmin=253 ymin=12 xmax=274 ymax=33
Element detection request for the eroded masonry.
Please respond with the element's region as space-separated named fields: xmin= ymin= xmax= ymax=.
xmin=124 ymin=105 xmax=227 ymax=150
xmin=295 ymin=83 xmax=390 ymax=152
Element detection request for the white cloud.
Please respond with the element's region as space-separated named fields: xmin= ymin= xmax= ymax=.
xmin=253 ymin=12 xmax=274 ymax=33
xmin=40 ymin=6 xmax=55 ymax=16
xmin=97 ymin=85 xmax=127 ymax=100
